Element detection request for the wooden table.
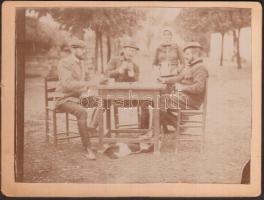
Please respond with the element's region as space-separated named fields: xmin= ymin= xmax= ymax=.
xmin=97 ymin=82 xmax=167 ymax=154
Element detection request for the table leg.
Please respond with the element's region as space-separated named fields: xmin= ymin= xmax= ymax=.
xmin=98 ymin=108 xmax=104 ymax=152
xmin=106 ymin=106 xmax=111 ymax=130
xmin=114 ymin=106 xmax=119 ymax=129
xmin=153 ymin=96 xmax=160 ymax=155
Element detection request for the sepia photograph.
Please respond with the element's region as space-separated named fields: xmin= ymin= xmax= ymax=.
xmin=1 ymin=1 xmax=262 ymax=197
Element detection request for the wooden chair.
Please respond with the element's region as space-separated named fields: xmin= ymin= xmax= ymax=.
xmin=175 ymin=80 xmax=208 ymax=152
xmin=44 ymin=76 xmax=80 ymax=146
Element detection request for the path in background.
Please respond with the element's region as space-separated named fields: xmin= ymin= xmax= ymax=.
xmin=23 ymin=56 xmax=251 ymax=183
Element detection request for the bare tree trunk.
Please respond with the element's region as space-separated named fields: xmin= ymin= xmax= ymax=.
xmin=94 ymin=30 xmax=99 ymax=71
xmin=106 ymin=35 xmax=111 ymax=62
xmin=15 ymin=8 xmax=26 ymax=182
xmin=232 ymin=30 xmax=237 ymax=62
xmin=99 ymin=31 xmax=104 ymax=73
xmin=236 ymin=28 xmax=242 ymax=69
xmin=220 ymin=32 xmax=225 ymax=66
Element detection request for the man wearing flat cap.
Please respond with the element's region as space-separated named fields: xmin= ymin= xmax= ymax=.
xmin=105 ymin=39 xmax=150 ymax=129
xmin=55 ymin=38 xmax=106 ymax=160
xmin=158 ymin=42 xmax=209 ymax=130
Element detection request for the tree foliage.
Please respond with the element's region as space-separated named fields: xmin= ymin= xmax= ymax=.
xmin=227 ymin=8 xmax=251 ymax=69
xmin=175 ymin=8 xmax=251 ymax=68
xmin=176 ymin=8 xmax=250 ymax=42
xmin=227 ymin=8 xmax=251 ymax=30
xmin=25 ymin=12 xmax=71 ymax=54
xmin=35 ymin=7 xmax=145 ymax=39
xmin=175 ymin=8 xmax=212 ymax=53
xmin=34 ymin=7 xmax=145 ymax=70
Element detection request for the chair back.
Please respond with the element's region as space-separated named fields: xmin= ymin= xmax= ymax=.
xmin=44 ymin=75 xmax=59 ymax=108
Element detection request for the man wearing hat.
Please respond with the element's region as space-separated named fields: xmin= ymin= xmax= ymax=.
xmin=105 ymin=39 xmax=150 ymax=129
xmin=158 ymin=42 xmax=209 ymax=132
xmin=55 ymin=38 xmax=106 ymax=160
xmin=105 ymin=39 xmax=140 ymax=82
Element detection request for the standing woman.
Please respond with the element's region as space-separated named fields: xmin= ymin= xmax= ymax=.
xmin=153 ymin=27 xmax=185 ymax=133
xmin=153 ymin=27 xmax=185 ymax=80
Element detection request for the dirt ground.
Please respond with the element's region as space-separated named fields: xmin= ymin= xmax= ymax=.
xmin=23 ymin=56 xmax=251 ymax=183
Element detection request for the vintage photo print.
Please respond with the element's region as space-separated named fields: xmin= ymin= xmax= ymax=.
xmin=1 ymin=1 xmax=262 ymax=197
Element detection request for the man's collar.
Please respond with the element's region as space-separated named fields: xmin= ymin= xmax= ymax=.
xmin=187 ymin=58 xmax=203 ymax=67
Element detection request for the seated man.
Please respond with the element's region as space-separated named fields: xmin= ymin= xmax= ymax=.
xmin=105 ymin=39 xmax=140 ymax=82
xmin=158 ymin=42 xmax=209 ymax=132
xmin=105 ymin=39 xmax=150 ymax=129
xmin=55 ymin=38 xmax=106 ymax=160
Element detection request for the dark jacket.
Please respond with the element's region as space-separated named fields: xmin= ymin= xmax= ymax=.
xmin=105 ymin=55 xmax=140 ymax=82
xmin=153 ymin=43 xmax=184 ymax=70
xmin=163 ymin=59 xmax=209 ymax=109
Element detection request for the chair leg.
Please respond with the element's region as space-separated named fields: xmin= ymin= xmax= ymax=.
xmin=53 ymin=111 xmax=58 ymax=147
xmin=176 ymin=110 xmax=181 ymax=134
xmin=147 ymin=106 xmax=153 ymax=134
xmin=114 ymin=106 xmax=119 ymax=129
xmin=175 ymin=110 xmax=181 ymax=153
xmin=201 ymin=114 xmax=206 ymax=153
xmin=137 ymin=106 xmax=141 ymax=129
xmin=160 ymin=123 xmax=164 ymax=139
xmin=66 ymin=112 xmax=69 ymax=142
xmin=45 ymin=109 xmax=49 ymax=142
xmin=175 ymin=137 xmax=179 ymax=153
xmin=105 ymin=108 xmax=111 ymax=130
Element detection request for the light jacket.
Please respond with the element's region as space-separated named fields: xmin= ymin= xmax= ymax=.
xmin=55 ymin=54 xmax=87 ymax=107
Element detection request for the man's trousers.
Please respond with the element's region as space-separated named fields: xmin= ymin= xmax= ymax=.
xmin=58 ymin=101 xmax=91 ymax=149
